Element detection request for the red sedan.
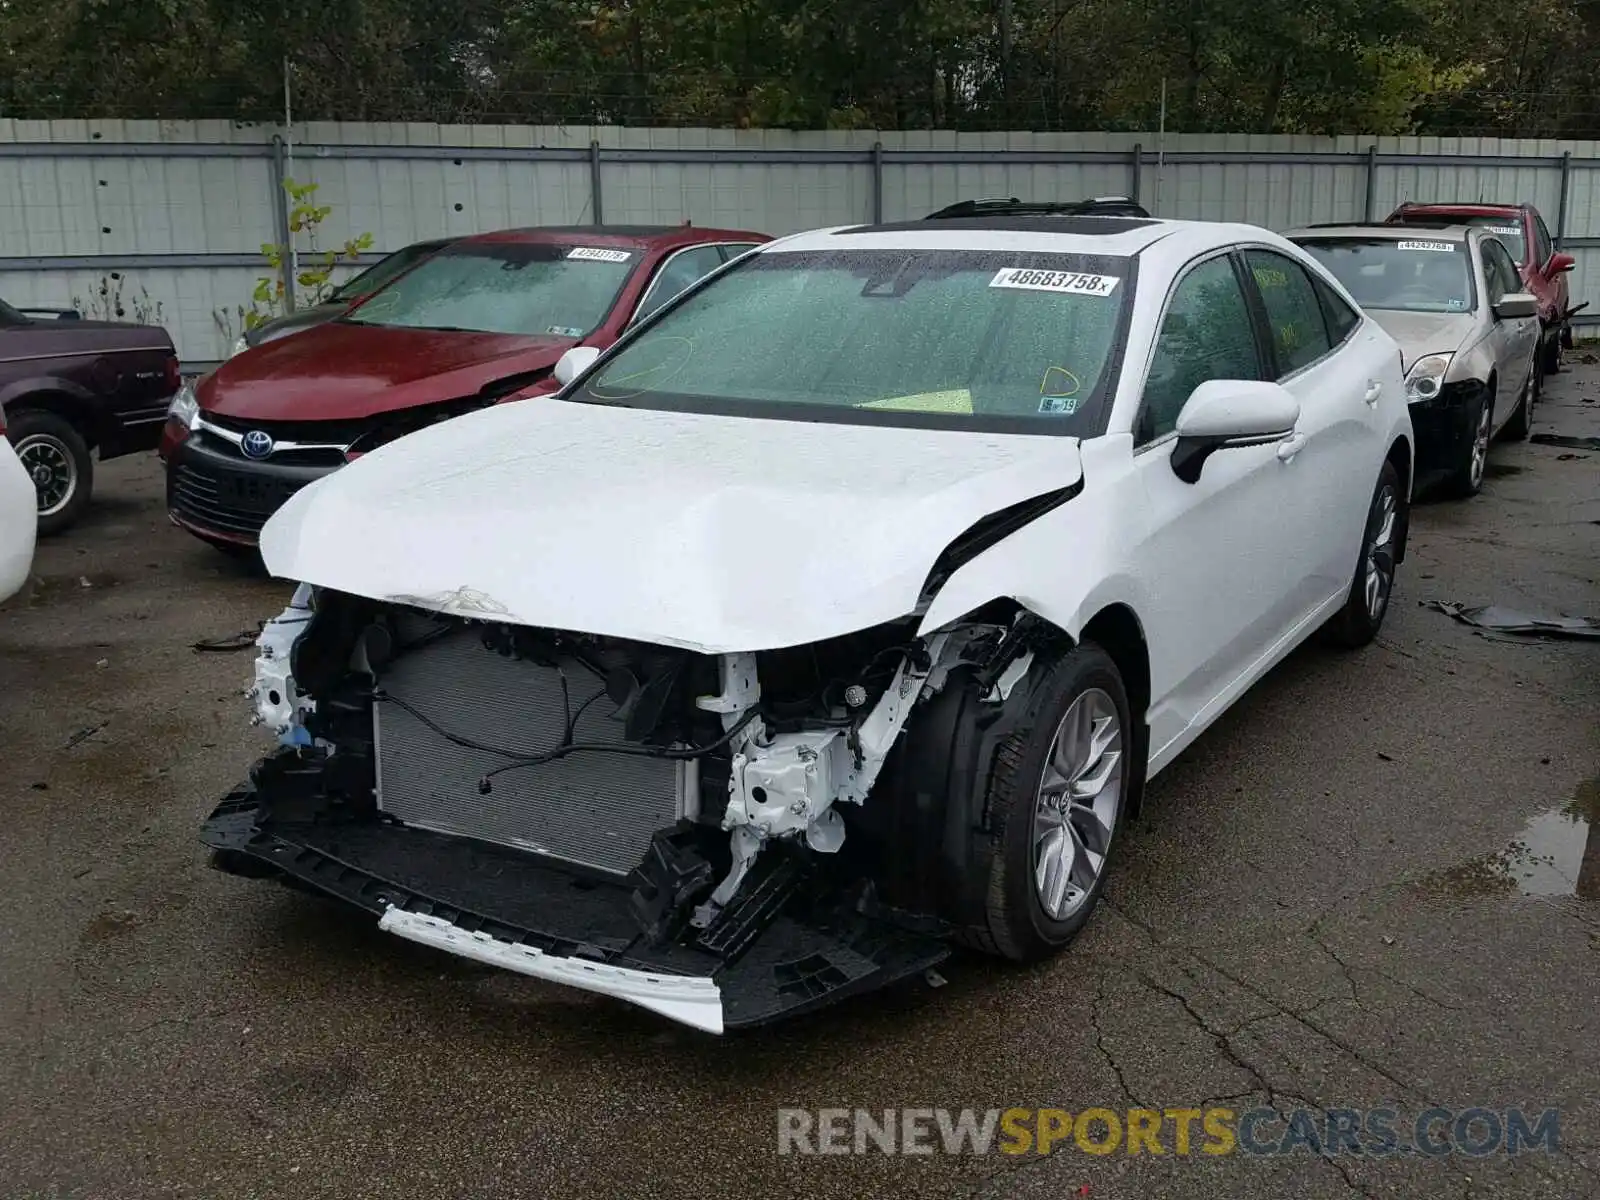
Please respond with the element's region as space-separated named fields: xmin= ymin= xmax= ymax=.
xmin=159 ymin=224 xmax=768 ymax=553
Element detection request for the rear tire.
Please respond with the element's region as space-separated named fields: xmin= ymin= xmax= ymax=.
xmin=1326 ymin=460 xmax=1403 ymax=649
xmin=8 ymin=410 xmax=93 ymax=536
xmin=1542 ymin=328 xmax=1563 ymax=375
xmin=968 ymin=643 xmax=1132 ymax=962
xmin=1502 ymin=370 xmax=1536 ymax=441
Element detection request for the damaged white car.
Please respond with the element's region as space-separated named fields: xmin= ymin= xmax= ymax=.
xmin=203 ymin=209 xmax=1414 ymax=1033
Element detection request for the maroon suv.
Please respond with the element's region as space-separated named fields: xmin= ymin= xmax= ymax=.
xmin=160 ymin=223 xmax=766 ymax=553
xmin=2 ymin=297 xmax=179 ymax=533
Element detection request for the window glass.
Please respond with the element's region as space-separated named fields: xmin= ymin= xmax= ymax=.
xmin=1245 ymin=250 xmax=1332 ymax=376
xmin=1533 ymin=214 xmax=1553 ymax=265
xmin=1297 ymin=238 xmax=1473 ymax=314
xmin=343 ymin=242 xmax=639 ymax=337
xmin=330 ymin=242 xmax=443 ymax=303
xmin=719 ymin=243 xmax=763 ymax=262
xmin=585 ymin=248 xmax=1133 ymax=431
xmin=634 ymin=246 xmax=727 ymax=323
xmin=1312 ymin=275 xmax=1361 ymax=344
xmin=1460 ymin=216 xmax=1527 ymax=263
xmin=1138 ymin=255 xmax=1261 ymax=444
xmin=1482 ymin=240 xmax=1520 ymax=302
xmin=0 ymin=298 xmax=29 ymax=327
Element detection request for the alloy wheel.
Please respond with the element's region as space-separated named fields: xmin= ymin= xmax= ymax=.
xmin=1364 ymin=483 xmax=1398 ymax=621
xmin=1033 ymin=688 xmax=1123 ymax=920
xmin=15 ymin=433 xmax=77 ymax=517
xmin=1469 ymin=403 xmax=1492 ymax=490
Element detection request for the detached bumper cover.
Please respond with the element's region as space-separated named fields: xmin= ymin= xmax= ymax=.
xmin=201 ymin=784 xmax=948 ymax=1032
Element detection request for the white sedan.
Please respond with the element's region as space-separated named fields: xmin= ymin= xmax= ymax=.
xmin=203 ymin=210 xmax=1413 ymax=1033
xmin=0 ymin=407 xmax=39 ymax=603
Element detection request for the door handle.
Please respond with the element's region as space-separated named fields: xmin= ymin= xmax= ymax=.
xmin=1363 ymin=381 xmax=1383 ymax=405
xmin=1276 ymin=432 xmax=1309 ymax=462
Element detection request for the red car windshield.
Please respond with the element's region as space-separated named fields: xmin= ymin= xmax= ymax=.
xmin=344 ymin=242 xmax=640 ymax=337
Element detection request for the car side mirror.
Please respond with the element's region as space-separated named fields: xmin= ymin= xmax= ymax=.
xmin=1548 ymin=252 xmax=1576 ymax=275
xmin=1493 ymin=292 xmax=1538 ymax=321
xmin=1170 ymin=380 xmax=1300 ymax=484
xmin=553 ymin=346 xmax=601 ymax=387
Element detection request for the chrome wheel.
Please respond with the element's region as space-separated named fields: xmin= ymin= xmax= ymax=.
xmin=1469 ymin=402 xmax=1491 ymax=490
xmin=1364 ymin=483 xmax=1398 ymax=621
xmin=15 ymin=433 xmax=78 ymax=517
xmin=1033 ymin=688 xmax=1123 ymax=921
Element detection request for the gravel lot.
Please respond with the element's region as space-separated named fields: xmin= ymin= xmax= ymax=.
xmin=2 ymin=369 xmax=1596 ymax=1200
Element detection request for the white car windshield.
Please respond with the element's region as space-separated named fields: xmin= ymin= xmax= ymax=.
xmin=580 ymin=248 xmax=1134 ymax=432
xmin=1298 ymin=239 xmax=1474 ymax=314
xmin=343 ymin=242 xmax=639 ymax=337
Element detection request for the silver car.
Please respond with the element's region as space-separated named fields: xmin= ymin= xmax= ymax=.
xmin=1286 ymin=223 xmax=1539 ymax=497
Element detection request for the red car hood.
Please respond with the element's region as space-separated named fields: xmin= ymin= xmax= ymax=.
xmin=197 ymin=322 xmax=574 ymax=421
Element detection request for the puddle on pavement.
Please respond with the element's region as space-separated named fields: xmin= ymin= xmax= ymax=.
xmin=1420 ymin=780 xmax=1599 ymax=899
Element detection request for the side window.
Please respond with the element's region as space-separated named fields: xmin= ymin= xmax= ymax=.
xmin=1244 ymin=250 xmax=1333 ymax=376
xmin=1532 ymin=214 xmax=1553 ymax=266
xmin=634 ymin=246 xmax=726 ymax=323
xmin=1482 ymin=241 xmax=1517 ymax=302
xmin=718 ymin=243 xmax=762 ymax=262
xmin=1138 ymin=255 xmax=1262 ymax=445
xmin=1311 ymin=274 xmax=1361 ymax=345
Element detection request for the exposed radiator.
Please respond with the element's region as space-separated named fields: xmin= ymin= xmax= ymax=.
xmin=374 ymin=627 xmax=683 ymax=875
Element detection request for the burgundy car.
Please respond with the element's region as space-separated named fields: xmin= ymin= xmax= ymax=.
xmin=160 ymin=224 xmax=767 ymax=553
xmin=2 ymin=297 xmax=179 ymax=533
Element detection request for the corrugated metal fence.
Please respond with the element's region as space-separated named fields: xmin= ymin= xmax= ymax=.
xmin=5 ymin=120 xmax=1600 ymax=363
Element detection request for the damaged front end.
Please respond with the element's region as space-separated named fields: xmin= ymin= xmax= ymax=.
xmin=204 ymin=587 xmax=1052 ymax=1032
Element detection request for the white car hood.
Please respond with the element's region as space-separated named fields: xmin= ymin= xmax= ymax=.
xmin=260 ymin=398 xmax=1083 ymax=653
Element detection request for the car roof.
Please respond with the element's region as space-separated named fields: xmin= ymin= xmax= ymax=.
xmin=460 ymin=224 xmax=768 ymax=249
xmin=1286 ymin=223 xmax=1477 ymax=244
xmin=764 ymin=218 xmax=1259 ymax=258
xmin=1392 ymin=201 xmax=1528 ymax=217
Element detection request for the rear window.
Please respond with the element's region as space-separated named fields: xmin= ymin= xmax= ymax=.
xmin=1296 ymin=239 xmax=1474 ymax=314
xmin=344 ymin=242 xmax=640 ymax=337
xmin=580 ymin=248 xmax=1135 ymax=434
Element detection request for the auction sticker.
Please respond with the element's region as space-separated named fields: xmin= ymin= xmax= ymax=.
xmin=1487 ymin=225 xmax=1521 ymax=236
xmin=567 ymin=247 xmax=634 ymax=263
xmin=1397 ymin=241 xmax=1455 ymax=253
xmin=990 ymin=268 xmax=1119 ymax=296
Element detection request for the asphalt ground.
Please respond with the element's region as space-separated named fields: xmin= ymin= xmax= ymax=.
xmin=1 ymin=367 xmax=1596 ymax=1199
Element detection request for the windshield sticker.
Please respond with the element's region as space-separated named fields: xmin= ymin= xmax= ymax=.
xmin=1397 ymin=241 xmax=1455 ymax=253
xmin=989 ymin=268 xmax=1119 ymax=296
xmin=567 ymin=247 xmax=634 ymax=263
xmin=1487 ymin=225 xmax=1521 ymax=236
xmin=546 ymin=324 xmax=585 ymax=337
xmin=1038 ymin=395 xmax=1082 ymax=415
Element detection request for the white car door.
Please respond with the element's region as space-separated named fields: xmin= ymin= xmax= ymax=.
xmin=1124 ymin=250 xmax=1327 ymax=766
xmin=1241 ymin=247 xmax=1389 ymax=606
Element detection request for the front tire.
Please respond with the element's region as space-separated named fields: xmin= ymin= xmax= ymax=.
xmin=8 ymin=410 xmax=94 ymax=536
xmin=971 ymin=643 xmax=1132 ymax=961
xmin=1445 ymin=391 xmax=1492 ymax=499
xmin=1326 ymin=460 xmax=1403 ymax=649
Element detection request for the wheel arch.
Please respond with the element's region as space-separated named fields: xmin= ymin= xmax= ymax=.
xmin=2 ymin=381 xmax=101 ymax=449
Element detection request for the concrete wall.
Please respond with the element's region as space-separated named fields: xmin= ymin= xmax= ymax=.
xmin=5 ymin=120 xmax=1600 ymax=363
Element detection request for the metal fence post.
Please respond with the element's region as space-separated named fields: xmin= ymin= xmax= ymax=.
xmin=1364 ymin=144 xmax=1378 ymax=222
xmin=871 ymin=142 xmax=884 ymax=224
xmin=589 ymin=141 xmax=605 ymax=226
xmin=1129 ymin=143 xmax=1142 ymax=204
xmin=269 ymin=134 xmax=297 ymax=312
xmin=1556 ymin=150 xmax=1572 ymax=248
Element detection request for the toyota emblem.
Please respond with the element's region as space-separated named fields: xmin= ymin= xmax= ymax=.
xmin=240 ymin=429 xmax=275 ymax=460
